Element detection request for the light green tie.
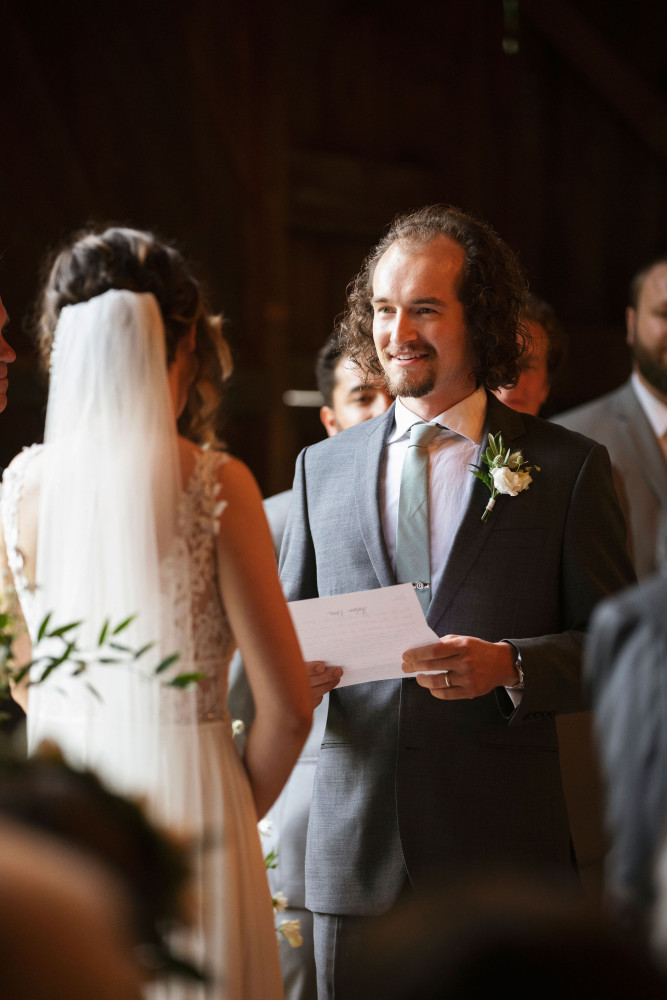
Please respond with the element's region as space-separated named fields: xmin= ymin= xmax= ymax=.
xmin=395 ymin=422 xmax=441 ymax=612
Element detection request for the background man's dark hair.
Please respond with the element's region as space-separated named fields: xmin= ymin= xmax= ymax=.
xmin=522 ymin=293 xmax=568 ymax=382
xmin=315 ymin=330 xmax=345 ymax=408
xmin=628 ymin=255 xmax=667 ymax=310
xmin=339 ymin=204 xmax=528 ymax=392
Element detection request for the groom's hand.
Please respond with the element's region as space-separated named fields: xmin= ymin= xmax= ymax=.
xmin=306 ymin=660 xmax=343 ymax=707
xmin=401 ymin=636 xmax=517 ymax=700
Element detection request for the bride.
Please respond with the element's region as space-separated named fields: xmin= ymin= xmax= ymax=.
xmin=0 ymin=226 xmax=312 ymax=999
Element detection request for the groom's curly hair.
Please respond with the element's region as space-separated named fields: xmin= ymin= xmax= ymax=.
xmin=35 ymin=225 xmax=231 ymax=448
xmin=338 ymin=204 xmax=528 ymax=392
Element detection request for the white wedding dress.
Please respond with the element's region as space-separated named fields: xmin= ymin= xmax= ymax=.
xmin=1 ymin=443 xmax=284 ymax=1000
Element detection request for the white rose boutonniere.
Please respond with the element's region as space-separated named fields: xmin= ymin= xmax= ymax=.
xmin=471 ymin=432 xmax=539 ymax=522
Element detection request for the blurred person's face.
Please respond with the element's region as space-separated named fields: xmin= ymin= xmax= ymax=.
xmin=627 ymin=263 xmax=667 ymax=399
xmin=0 ymin=296 xmax=17 ymax=414
xmin=320 ymin=357 xmax=392 ymax=436
xmin=494 ymin=321 xmax=550 ymax=417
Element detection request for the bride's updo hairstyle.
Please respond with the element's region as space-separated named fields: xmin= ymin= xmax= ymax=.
xmin=36 ymin=225 xmax=232 ymax=448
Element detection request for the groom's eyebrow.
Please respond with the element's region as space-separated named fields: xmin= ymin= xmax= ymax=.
xmin=371 ymin=295 xmax=447 ymax=306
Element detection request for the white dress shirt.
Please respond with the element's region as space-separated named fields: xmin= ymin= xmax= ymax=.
xmin=381 ymin=387 xmax=487 ymax=596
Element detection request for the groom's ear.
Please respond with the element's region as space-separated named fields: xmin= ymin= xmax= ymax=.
xmin=320 ymin=405 xmax=338 ymax=438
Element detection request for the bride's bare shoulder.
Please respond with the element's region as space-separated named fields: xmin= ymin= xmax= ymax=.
xmin=3 ymin=444 xmax=44 ymax=501
xmin=177 ymin=439 xmax=258 ymax=501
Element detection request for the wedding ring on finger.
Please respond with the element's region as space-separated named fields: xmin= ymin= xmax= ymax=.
xmin=444 ymin=673 xmax=451 ymax=688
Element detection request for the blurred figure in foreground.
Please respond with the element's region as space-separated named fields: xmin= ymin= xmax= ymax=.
xmin=344 ymin=874 xmax=667 ymax=1000
xmin=586 ymin=557 xmax=667 ymax=926
xmin=0 ymin=742 xmax=194 ymax=999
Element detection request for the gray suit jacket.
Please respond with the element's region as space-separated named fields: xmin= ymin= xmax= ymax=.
xmin=553 ymin=379 xmax=667 ymax=580
xmin=586 ymin=572 xmax=667 ymax=913
xmin=280 ymin=394 xmax=635 ymax=916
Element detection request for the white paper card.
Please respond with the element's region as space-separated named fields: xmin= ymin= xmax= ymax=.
xmin=287 ymin=583 xmax=440 ymax=687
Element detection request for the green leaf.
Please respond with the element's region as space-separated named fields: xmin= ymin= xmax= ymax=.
xmin=264 ymin=848 xmax=279 ymax=870
xmin=48 ymin=620 xmax=82 ymax=639
xmin=108 ymin=641 xmax=133 ymax=654
xmin=13 ymin=664 xmax=33 ymax=683
xmin=98 ymin=619 xmax=110 ymax=646
xmin=85 ymin=682 xmax=103 ymax=703
xmin=471 ymin=468 xmax=492 ymax=490
xmin=37 ymin=613 xmax=52 ymax=642
xmin=112 ymin=614 xmax=137 ymax=636
xmin=134 ymin=642 xmax=156 ymax=660
xmin=155 ymin=652 xmax=181 ymax=674
xmin=167 ymin=671 xmax=206 ymax=688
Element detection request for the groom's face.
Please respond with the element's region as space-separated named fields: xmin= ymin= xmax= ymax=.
xmin=371 ymin=236 xmax=476 ymax=417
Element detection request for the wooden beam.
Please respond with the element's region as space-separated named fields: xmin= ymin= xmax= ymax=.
xmin=522 ymin=0 xmax=667 ymax=163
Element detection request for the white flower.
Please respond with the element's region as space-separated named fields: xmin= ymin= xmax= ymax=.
xmin=258 ymin=818 xmax=273 ymax=838
xmin=278 ymin=919 xmax=303 ymax=948
xmin=231 ymin=718 xmax=245 ymax=737
xmin=491 ymin=466 xmax=533 ymax=496
xmin=272 ymin=891 xmax=288 ymax=913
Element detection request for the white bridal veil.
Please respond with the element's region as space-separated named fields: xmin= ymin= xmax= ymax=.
xmin=30 ymin=288 xmax=201 ymax=833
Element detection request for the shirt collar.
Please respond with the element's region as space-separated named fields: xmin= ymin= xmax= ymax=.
xmin=631 ymin=371 xmax=667 ymax=439
xmin=389 ymin=387 xmax=488 ymax=445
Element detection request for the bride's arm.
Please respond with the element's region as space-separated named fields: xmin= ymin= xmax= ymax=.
xmin=0 ymin=518 xmax=31 ymax=714
xmin=214 ymin=457 xmax=312 ymax=819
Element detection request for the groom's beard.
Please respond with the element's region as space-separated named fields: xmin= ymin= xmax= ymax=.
xmin=632 ymin=338 xmax=667 ymax=397
xmin=378 ymin=349 xmax=437 ymax=399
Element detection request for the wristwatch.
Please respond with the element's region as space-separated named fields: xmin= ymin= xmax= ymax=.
xmin=508 ymin=647 xmax=525 ymax=689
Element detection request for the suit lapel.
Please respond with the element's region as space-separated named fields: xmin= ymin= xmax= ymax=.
xmin=356 ymin=405 xmax=396 ymax=588
xmin=613 ymin=380 xmax=667 ymax=500
xmin=426 ymin=394 xmax=526 ymax=628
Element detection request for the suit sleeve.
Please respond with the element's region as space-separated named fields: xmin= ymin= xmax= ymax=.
xmin=586 ymin=587 xmax=667 ymax=908
xmin=279 ymin=447 xmax=320 ymax=603
xmin=507 ymin=442 xmax=636 ymax=723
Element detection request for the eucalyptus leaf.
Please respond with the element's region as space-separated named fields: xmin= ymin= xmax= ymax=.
xmin=135 ymin=642 xmax=156 ymax=659
xmin=98 ymin=619 xmax=110 ymax=646
xmin=112 ymin=614 xmax=137 ymax=636
xmin=48 ymin=621 xmax=82 ymax=639
xmin=167 ymin=672 xmax=206 ymax=688
xmin=37 ymin=613 xmax=52 ymax=642
xmin=155 ymin=652 xmax=181 ymax=674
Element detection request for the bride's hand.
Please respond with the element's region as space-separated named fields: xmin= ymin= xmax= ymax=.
xmin=306 ymin=661 xmax=342 ymax=707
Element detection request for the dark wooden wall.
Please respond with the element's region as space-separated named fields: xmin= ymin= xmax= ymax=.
xmin=2 ymin=0 xmax=666 ymax=494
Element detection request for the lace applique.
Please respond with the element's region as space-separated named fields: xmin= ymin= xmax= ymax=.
xmin=176 ymin=449 xmax=235 ymax=723
xmin=0 ymin=445 xmax=44 ymax=637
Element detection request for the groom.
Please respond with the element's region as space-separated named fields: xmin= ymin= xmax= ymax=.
xmin=279 ymin=205 xmax=635 ymax=998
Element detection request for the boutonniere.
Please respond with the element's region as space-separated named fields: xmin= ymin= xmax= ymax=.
xmin=471 ymin=432 xmax=539 ymax=522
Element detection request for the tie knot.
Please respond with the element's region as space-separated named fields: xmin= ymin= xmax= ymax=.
xmin=409 ymin=422 xmax=441 ymax=449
